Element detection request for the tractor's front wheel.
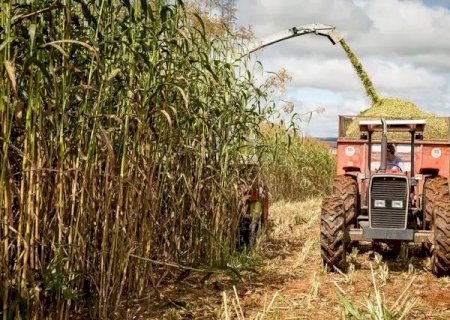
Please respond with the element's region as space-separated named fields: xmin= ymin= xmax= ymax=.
xmin=321 ymin=195 xmax=348 ymax=270
xmin=430 ymin=199 xmax=450 ymax=276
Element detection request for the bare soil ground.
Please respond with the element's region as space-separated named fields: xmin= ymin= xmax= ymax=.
xmin=122 ymin=198 xmax=450 ymax=319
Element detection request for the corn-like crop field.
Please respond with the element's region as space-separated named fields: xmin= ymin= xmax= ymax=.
xmin=260 ymin=124 xmax=335 ymax=202
xmin=0 ymin=0 xmax=293 ymax=317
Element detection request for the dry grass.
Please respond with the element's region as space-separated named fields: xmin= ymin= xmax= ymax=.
xmin=114 ymin=198 xmax=450 ymax=319
xmin=211 ymin=199 xmax=450 ymax=320
xmin=269 ymin=198 xmax=321 ymax=239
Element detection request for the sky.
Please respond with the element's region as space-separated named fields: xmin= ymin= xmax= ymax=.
xmin=234 ymin=0 xmax=450 ymax=137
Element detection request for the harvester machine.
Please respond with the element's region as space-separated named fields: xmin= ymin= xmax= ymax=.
xmin=240 ymin=23 xmax=342 ymax=247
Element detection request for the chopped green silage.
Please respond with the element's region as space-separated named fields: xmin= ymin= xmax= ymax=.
xmin=340 ymin=39 xmax=379 ymax=104
xmin=338 ymin=39 xmax=447 ymax=140
xmin=345 ymin=98 xmax=448 ymax=140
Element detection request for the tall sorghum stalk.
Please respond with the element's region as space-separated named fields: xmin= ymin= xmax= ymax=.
xmin=0 ymin=0 xmax=270 ymax=318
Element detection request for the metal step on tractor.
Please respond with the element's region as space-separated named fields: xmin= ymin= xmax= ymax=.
xmin=321 ymin=116 xmax=450 ymax=276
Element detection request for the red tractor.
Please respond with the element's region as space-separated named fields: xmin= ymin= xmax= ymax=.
xmin=321 ymin=117 xmax=450 ymax=276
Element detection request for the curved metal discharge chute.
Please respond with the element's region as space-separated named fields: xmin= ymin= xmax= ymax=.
xmin=247 ymin=22 xmax=342 ymax=54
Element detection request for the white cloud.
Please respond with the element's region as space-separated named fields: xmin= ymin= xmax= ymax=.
xmin=257 ymin=56 xmax=364 ymax=92
xmin=369 ymin=59 xmax=447 ymax=92
xmin=357 ymin=0 xmax=450 ymax=57
xmin=254 ymin=55 xmax=447 ymax=101
xmin=238 ymin=0 xmax=372 ymax=37
xmin=236 ymin=0 xmax=450 ymax=136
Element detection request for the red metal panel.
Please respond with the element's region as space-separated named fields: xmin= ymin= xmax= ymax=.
xmin=336 ymin=142 xmax=364 ymax=175
xmin=421 ymin=145 xmax=449 ymax=177
xmin=337 ymin=140 xmax=450 ymax=179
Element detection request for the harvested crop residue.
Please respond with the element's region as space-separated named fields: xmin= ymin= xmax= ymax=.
xmin=120 ymin=198 xmax=450 ymax=319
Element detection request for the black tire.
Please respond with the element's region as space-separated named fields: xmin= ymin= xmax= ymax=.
xmin=238 ymin=217 xmax=251 ymax=248
xmin=238 ymin=215 xmax=261 ymax=248
xmin=424 ymin=176 xmax=449 ymax=225
xmin=332 ymin=175 xmax=358 ymax=226
xmin=431 ymin=198 xmax=450 ymax=276
xmin=321 ymin=195 xmax=347 ymax=270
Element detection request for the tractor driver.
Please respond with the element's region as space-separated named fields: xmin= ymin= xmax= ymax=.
xmin=386 ymin=144 xmax=405 ymax=171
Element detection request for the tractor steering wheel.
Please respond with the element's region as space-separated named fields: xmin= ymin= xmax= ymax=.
xmin=377 ymin=164 xmax=403 ymax=172
xmin=390 ymin=164 xmax=403 ymax=172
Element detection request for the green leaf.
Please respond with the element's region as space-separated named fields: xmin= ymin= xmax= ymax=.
xmin=336 ymin=292 xmax=365 ymax=320
xmin=45 ymin=43 xmax=69 ymax=58
xmin=0 ymin=39 xmax=14 ymax=52
xmin=29 ymin=23 xmax=37 ymax=47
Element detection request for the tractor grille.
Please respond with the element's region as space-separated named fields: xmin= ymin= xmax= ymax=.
xmin=370 ymin=176 xmax=408 ymax=229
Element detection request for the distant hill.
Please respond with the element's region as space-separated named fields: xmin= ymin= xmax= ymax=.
xmin=316 ymin=137 xmax=337 ymax=148
xmin=316 ymin=137 xmax=337 ymax=155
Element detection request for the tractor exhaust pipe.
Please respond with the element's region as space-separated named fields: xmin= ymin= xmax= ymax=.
xmin=380 ymin=118 xmax=387 ymax=172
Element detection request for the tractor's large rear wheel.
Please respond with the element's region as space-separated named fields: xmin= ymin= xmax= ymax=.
xmin=424 ymin=176 xmax=449 ymax=225
xmin=431 ymin=198 xmax=450 ymax=276
xmin=321 ymin=195 xmax=347 ymax=270
xmin=321 ymin=175 xmax=358 ymax=270
xmin=332 ymin=175 xmax=358 ymax=227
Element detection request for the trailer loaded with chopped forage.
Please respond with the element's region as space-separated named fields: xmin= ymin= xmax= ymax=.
xmin=321 ymin=115 xmax=450 ymax=276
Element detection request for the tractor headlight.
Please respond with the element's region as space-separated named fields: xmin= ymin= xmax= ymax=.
xmin=374 ymin=200 xmax=386 ymax=208
xmin=392 ymin=200 xmax=403 ymax=209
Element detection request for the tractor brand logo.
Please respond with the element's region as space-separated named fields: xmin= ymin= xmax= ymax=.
xmin=431 ymin=148 xmax=442 ymax=159
xmin=345 ymin=146 xmax=355 ymax=157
